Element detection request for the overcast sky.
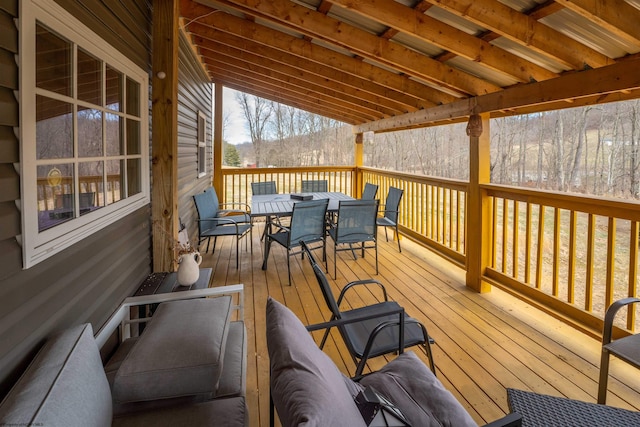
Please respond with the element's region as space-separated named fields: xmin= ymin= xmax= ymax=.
xmin=221 ymin=87 xmax=250 ymax=145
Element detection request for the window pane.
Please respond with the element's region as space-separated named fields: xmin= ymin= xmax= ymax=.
xmin=107 ymin=160 xmax=124 ymax=204
xmin=106 ymin=65 xmax=122 ymax=111
xmin=37 ymin=163 xmax=74 ymax=231
xmin=79 ymin=161 xmax=103 ymax=215
xmin=106 ymin=113 xmax=123 ymax=155
xmin=77 ymin=48 xmax=102 ymax=105
xmin=78 ymin=107 xmax=103 ymax=157
xmin=36 ymin=23 xmax=71 ymax=96
xmin=127 ymin=158 xmax=141 ymax=197
xmin=126 ymin=77 xmax=140 ymax=117
xmin=36 ymin=96 xmax=73 ymax=159
xmin=126 ymin=119 xmax=140 ymax=154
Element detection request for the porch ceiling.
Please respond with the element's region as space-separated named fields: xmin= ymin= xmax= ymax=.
xmin=179 ymin=0 xmax=640 ymax=131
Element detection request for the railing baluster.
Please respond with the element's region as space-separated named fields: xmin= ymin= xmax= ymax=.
xmin=525 ymin=203 xmax=532 ymax=285
xmin=512 ymin=201 xmax=519 ymax=280
xmin=552 ymin=207 xmax=560 ymax=297
xmin=568 ymin=211 xmax=577 ymax=304
xmin=585 ymin=214 xmax=595 ymax=312
xmin=629 ymin=221 xmax=638 ymax=332
xmin=606 ymin=217 xmax=616 ymax=309
xmin=536 ymin=204 xmax=545 ymax=290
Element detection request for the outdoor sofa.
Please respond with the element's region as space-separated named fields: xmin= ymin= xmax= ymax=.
xmin=0 ymin=286 xmax=247 ymax=426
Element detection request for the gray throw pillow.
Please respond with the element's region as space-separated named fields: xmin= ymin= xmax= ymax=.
xmin=266 ymin=297 xmax=367 ymax=427
xmin=360 ymin=351 xmax=477 ymax=426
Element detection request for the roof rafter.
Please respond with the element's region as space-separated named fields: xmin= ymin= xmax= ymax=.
xmin=559 ymin=0 xmax=640 ymax=49
xmin=328 ymin=0 xmax=558 ymax=83
xmin=197 ymin=0 xmax=501 ymax=96
xmin=428 ymin=0 xmax=613 ymax=69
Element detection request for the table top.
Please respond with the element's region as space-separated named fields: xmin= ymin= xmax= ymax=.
xmin=251 ymin=192 xmax=354 ymax=217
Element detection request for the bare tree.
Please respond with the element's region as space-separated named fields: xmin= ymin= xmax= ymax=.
xmin=236 ymin=92 xmax=272 ymax=167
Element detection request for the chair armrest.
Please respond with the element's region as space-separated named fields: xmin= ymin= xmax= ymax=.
xmin=198 ymin=217 xmax=243 ymax=227
xmin=219 ymin=202 xmax=251 ymax=213
xmin=602 ymin=297 xmax=640 ymax=345
xmin=337 ymin=279 xmax=388 ymax=306
xmin=95 ymin=284 xmax=245 ymax=348
xmin=482 ymin=412 xmax=522 ymax=427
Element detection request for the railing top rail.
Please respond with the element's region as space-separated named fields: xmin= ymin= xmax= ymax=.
xmin=360 ymin=166 xmax=468 ymax=190
xmin=222 ymin=166 xmax=355 ymax=175
xmin=484 ymin=183 xmax=640 ymax=221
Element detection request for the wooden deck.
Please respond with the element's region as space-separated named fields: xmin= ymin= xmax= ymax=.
xmin=202 ymin=222 xmax=640 ymax=426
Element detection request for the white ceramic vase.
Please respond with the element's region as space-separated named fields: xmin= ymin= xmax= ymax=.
xmin=177 ymin=251 xmax=202 ymax=286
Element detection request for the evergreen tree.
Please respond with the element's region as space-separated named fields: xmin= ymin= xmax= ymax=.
xmin=224 ymin=143 xmax=241 ymax=166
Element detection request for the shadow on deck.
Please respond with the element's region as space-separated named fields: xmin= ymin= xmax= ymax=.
xmin=200 ymin=221 xmax=640 ymax=427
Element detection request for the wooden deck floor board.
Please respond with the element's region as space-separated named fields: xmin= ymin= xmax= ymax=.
xmin=201 ymin=225 xmax=640 ymax=426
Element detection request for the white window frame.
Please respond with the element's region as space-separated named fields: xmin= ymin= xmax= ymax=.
xmin=19 ymin=0 xmax=150 ymax=268
xmin=197 ymin=110 xmax=207 ymax=178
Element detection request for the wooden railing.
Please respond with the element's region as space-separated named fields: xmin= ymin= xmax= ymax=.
xmin=484 ymin=184 xmax=640 ymax=334
xmin=222 ymin=166 xmax=356 ymax=207
xmin=221 ymin=167 xmax=640 ymax=335
xmin=359 ymin=167 xmax=467 ymax=265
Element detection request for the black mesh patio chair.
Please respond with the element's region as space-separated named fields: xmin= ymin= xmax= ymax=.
xmin=301 ymin=179 xmax=328 ymax=192
xmin=361 ymin=182 xmax=378 ymax=200
xmin=193 ymin=191 xmax=252 ymax=268
xmin=598 ymin=297 xmax=640 ymax=404
xmin=262 ymin=198 xmax=329 ymax=285
xmin=328 ymin=199 xmax=379 ymax=279
xmin=251 ymin=181 xmax=277 ymax=195
xmin=378 ymin=186 xmax=403 ymax=252
xmin=300 ymin=240 xmax=436 ymax=378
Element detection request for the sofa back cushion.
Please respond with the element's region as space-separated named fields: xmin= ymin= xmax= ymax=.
xmin=0 ymin=323 xmax=112 ymax=427
xmin=266 ymin=297 xmax=366 ymax=427
xmin=112 ymin=297 xmax=232 ymax=403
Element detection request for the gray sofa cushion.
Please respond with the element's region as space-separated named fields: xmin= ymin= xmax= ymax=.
xmin=215 ymin=321 xmax=247 ymax=398
xmin=359 ymin=351 xmax=477 ymax=426
xmin=112 ymin=396 xmax=247 ymax=427
xmin=113 ymin=297 xmax=232 ymax=403
xmin=266 ymin=297 xmax=367 ymax=427
xmin=0 ymin=323 xmax=112 ymax=427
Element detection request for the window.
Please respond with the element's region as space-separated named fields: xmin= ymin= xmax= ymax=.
xmin=21 ymin=0 xmax=149 ymax=267
xmin=197 ymin=111 xmax=207 ymax=178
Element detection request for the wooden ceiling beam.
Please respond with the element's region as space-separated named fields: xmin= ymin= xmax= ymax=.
xmin=199 ymin=0 xmax=501 ymax=95
xmin=328 ymin=0 xmax=557 ymax=83
xmin=559 ymin=0 xmax=640 ymax=48
xmin=355 ymin=57 xmax=640 ymax=133
xmin=181 ymin=2 xmax=450 ymax=108
xmin=182 ymin=28 xmax=430 ymax=113
xmin=428 ymin=0 xmax=613 ymax=70
xmin=198 ymin=42 xmax=396 ymax=118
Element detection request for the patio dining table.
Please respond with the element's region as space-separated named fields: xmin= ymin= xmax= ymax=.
xmin=250 ymin=191 xmax=353 ymax=218
xmin=251 ymin=191 xmax=354 ymax=263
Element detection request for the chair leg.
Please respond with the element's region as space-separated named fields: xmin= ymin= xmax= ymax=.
xmin=395 ymin=225 xmax=401 ymax=252
xmin=384 ymin=226 xmax=389 ymax=242
xmin=262 ymin=237 xmax=272 ymax=270
xmin=287 ymin=252 xmax=292 ymax=286
xmin=597 ymin=350 xmax=611 ymax=404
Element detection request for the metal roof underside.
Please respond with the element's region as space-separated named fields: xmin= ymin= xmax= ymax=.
xmin=180 ymin=0 xmax=640 ymax=132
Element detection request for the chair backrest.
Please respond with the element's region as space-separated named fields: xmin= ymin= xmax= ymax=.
xmin=361 ymin=183 xmax=378 ymax=200
xmin=300 ymin=241 xmax=342 ymax=319
xmin=301 ymin=180 xmax=328 ymax=192
xmin=193 ymin=191 xmax=218 ymax=231
xmin=383 ymin=187 xmax=403 ymax=222
xmin=251 ymin=181 xmax=277 ymax=195
xmin=288 ymin=199 xmax=329 ymax=246
xmin=334 ymin=199 xmax=379 ymax=244
xmin=203 ymin=187 xmax=220 ymax=217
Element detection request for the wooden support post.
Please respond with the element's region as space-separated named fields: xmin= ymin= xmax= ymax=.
xmin=354 ymin=132 xmax=364 ymax=197
xmin=151 ymin=0 xmax=179 ymax=273
xmin=213 ymin=84 xmax=223 ymax=195
xmin=466 ymin=113 xmax=492 ymax=293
